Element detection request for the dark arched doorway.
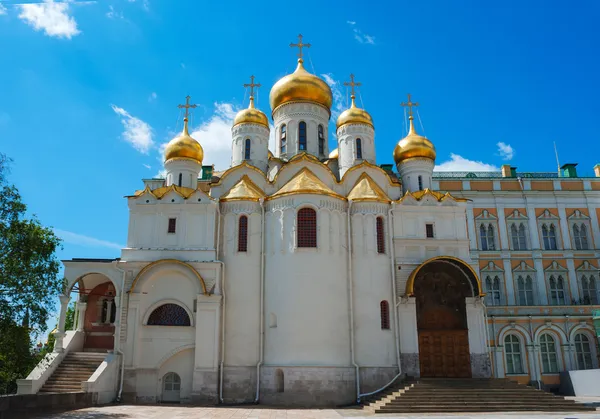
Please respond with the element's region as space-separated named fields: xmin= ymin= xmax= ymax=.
xmin=409 ymin=257 xmax=481 ymax=378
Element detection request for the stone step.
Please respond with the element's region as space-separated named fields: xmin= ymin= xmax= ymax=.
xmin=376 ymin=407 xmax=595 ymax=413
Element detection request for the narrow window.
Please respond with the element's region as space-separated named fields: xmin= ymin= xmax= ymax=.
xmin=168 ymin=218 xmax=177 ymax=234
xmin=517 ymin=275 xmax=534 ymax=305
xmin=485 ymin=276 xmax=502 ymax=306
xmin=512 ymin=223 xmax=527 ymax=250
xmin=549 ymin=275 xmax=566 ymax=305
xmin=505 ymin=335 xmax=524 ymax=374
xmin=380 ymin=300 xmax=390 ymax=329
xmin=574 ymin=334 xmax=594 ymax=370
xmin=280 ymin=124 xmax=287 ymax=154
xmin=298 ymin=121 xmax=307 ymax=151
xmin=480 ymin=224 xmax=488 ymax=251
xmin=376 ymin=217 xmax=385 ymax=254
xmin=487 ymin=225 xmax=496 ymax=250
xmin=574 ymin=223 xmax=589 ymax=250
xmin=581 ymin=275 xmax=598 ymax=304
xmin=318 ymin=125 xmax=324 ymax=155
xmin=425 ymin=223 xmax=434 ymax=238
xmin=418 ymin=175 xmax=423 ymax=191
xmin=275 ymin=369 xmax=284 ymax=393
xmin=539 ymin=334 xmax=559 ymax=373
xmin=542 ymin=224 xmax=550 ymax=249
xmin=238 ymin=215 xmax=248 ymax=252
xmin=244 ymin=138 xmax=251 ymax=160
xmin=297 ymin=208 xmax=317 ymax=248
xmin=178 ymin=173 xmax=182 ymax=187
xmin=511 ymin=224 xmax=519 ymax=249
xmin=356 ymin=138 xmax=363 ymax=159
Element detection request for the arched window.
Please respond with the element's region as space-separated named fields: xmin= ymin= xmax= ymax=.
xmin=376 ymin=216 xmax=385 ymax=254
xmin=573 ymin=223 xmax=589 ymax=250
xmin=298 ymin=121 xmax=307 ymax=151
xmin=542 ymin=223 xmax=558 ymax=250
xmin=178 ymin=173 xmax=183 ymax=187
xmin=418 ymin=175 xmax=423 ymax=191
xmin=549 ymin=275 xmax=566 ymax=305
xmin=517 ymin=275 xmax=534 ymax=306
xmin=356 ymin=138 xmax=363 ymax=159
xmin=100 ymin=298 xmax=116 ymax=324
xmin=238 ymin=215 xmax=248 ymax=252
xmin=318 ymin=125 xmax=325 ymax=155
xmin=504 ymin=335 xmax=524 ymax=374
xmin=574 ymin=334 xmax=594 ymax=370
xmin=147 ymin=303 xmax=191 ymax=326
xmin=539 ymin=334 xmax=559 ymax=373
xmin=581 ymin=275 xmax=598 ymax=304
xmin=511 ymin=223 xmax=528 ymax=250
xmin=480 ymin=224 xmax=496 ymax=251
xmin=280 ymin=124 xmax=287 ymax=154
xmin=380 ymin=300 xmax=390 ymax=329
xmin=297 ymin=208 xmax=317 ymax=248
xmin=485 ymin=275 xmax=502 ymax=306
xmin=244 ymin=138 xmax=251 ymax=160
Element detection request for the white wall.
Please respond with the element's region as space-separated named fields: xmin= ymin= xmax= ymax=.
xmin=273 ymin=102 xmax=330 ymax=160
xmin=337 ymin=124 xmax=375 ymax=177
xmin=231 ymin=123 xmax=270 ymax=172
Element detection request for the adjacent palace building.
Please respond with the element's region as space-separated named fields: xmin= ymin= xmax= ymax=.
xmin=19 ymin=36 xmax=600 ymax=406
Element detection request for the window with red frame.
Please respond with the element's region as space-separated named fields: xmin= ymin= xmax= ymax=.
xmin=167 ymin=218 xmax=177 ymax=234
xmin=297 ymin=208 xmax=317 ymax=248
xmin=380 ymin=300 xmax=390 ymax=329
xmin=376 ymin=216 xmax=385 ymax=254
xmin=238 ymin=215 xmax=248 ymax=252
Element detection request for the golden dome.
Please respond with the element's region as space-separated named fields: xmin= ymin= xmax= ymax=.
xmin=269 ymin=59 xmax=333 ymax=114
xmin=164 ymin=118 xmax=204 ymax=163
xmin=233 ymin=97 xmax=269 ymax=129
xmin=393 ymin=116 xmax=436 ymax=164
xmin=329 ymin=148 xmax=339 ymax=159
xmin=336 ymin=96 xmax=374 ymax=130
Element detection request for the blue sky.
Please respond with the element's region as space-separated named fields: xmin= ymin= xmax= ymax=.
xmin=1 ymin=0 xmax=600 ymax=286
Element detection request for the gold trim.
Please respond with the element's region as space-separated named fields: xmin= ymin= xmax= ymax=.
xmin=220 ymin=175 xmax=265 ymax=202
xmin=395 ymin=188 xmax=469 ymax=203
xmin=405 ymin=256 xmax=484 ymax=297
xmin=347 ymin=172 xmax=391 ymax=203
xmin=210 ymin=161 xmax=267 ymax=186
xmin=270 ymin=153 xmax=339 ymax=185
xmin=129 ymin=184 xmax=207 ymax=200
xmin=267 ymin=167 xmax=346 ymax=201
xmin=271 ymin=100 xmax=331 ymax=118
xmin=130 ymin=259 xmax=207 ymax=295
xmin=340 ymin=160 xmax=402 ymax=186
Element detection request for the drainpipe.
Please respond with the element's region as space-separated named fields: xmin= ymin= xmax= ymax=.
xmin=346 ymin=201 xmax=361 ymax=403
xmin=114 ymin=262 xmax=126 ymax=402
xmin=255 ymin=198 xmax=265 ymax=403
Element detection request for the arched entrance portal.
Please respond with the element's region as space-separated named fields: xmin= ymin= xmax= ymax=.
xmin=409 ymin=257 xmax=481 ymax=378
xmin=162 ymin=372 xmax=181 ymax=403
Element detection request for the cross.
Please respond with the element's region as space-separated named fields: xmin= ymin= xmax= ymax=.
xmin=177 ymin=95 xmax=197 ymax=120
xmin=243 ymin=75 xmax=261 ymax=98
xmin=290 ymin=34 xmax=311 ymax=59
xmin=343 ymin=74 xmax=361 ymax=97
xmin=400 ymin=93 xmax=419 ymax=118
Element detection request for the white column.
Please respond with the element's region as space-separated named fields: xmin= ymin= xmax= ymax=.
xmin=397 ymin=297 xmax=420 ymax=377
xmin=566 ymin=259 xmax=579 ymax=303
xmin=466 ymin=206 xmax=476 ymax=250
xmin=496 ymin=205 xmax=509 ymax=250
xmin=533 ymin=259 xmax=548 ymax=305
xmin=76 ymin=302 xmax=87 ymax=331
xmin=558 ymin=206 xmax=571 ymax=250
xmin=587 ymin=203 xmax=600 ymax=248
xmin=54 ymin=294 xmax=70 ymax=352
xmin=466 ymin=297 xmax=491 ymax=377
xmin=503 ymin=260 xmax=516 ymax=305
xmin=526 ymin=345 xmax=540 ymax=383
xmin=526 ymin=205 xmax=541 ymax=249
xmin=494 ymin=347 xmax=506 ymax=378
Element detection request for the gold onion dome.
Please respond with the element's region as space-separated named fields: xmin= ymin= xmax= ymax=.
xmin=233 ymin=96 xmax=269 ymax=129
xmin=393 ymin=116 xmax=436 ymax=164
xmin=164 ymin=117 xmax=204 ymax=163
xmin=269 ymin=59 xmax=333 ymax=113
xmin=336 ymin=96 xmax=374 ymax=130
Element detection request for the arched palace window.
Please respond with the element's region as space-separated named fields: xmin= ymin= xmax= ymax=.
xmin=480 ymin=224 xmax=496 ymax=251
xmin=280 ymin=124 xmax=287 ymax=154
xmin=297 ymin=208 xmax=317 ymax=248
xmin=573 ymin=223 xmax=589 ymax=250
xmin=504 ymin=335 xmax=524 ymax=374
xmin=238 ymin=215 xmax=248 ymax=252
xmin=574 ymin=334 xmax=594 ymax=370
xmin=539 ymin=334 xmax=559 ymax=373
xmin=298 ymin=122 xmax=307 ymax=151
xmin=356 ymin=138 xmax=363 ymax=159
xmin=147 ymin=303 xmax=191 ymax=326
xmin=244 ymin=138 xmax=251 ymax=160
xmin=376 ymin=216 xmax=385 ymax=254
xmin=318 ymin=125 xmax=325 ymax=155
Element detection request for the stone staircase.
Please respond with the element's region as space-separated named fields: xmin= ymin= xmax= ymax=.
xmin=38 ymin=352 xmax=106 ymax=393
xmin=363 ymin=378 xmax=597 ymax=413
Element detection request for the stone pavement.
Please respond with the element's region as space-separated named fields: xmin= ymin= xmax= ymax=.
xmin=30 ymin=404 xmax=600 ymax=419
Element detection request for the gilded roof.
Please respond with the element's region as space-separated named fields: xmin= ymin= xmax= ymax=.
xmin=131 ymin=184 xmax=198 ymax=199
xmin=268 ymin=167 xmax=345 ymax=201
xmin=397 ymin=188 xmax=469 ymax=203
xmin=347 ymin=173 xmax=390 ymax=203
xmin=232 ymin=97 xmax=269 ymax=129
xmin=220 ymin=175 xmax=265 ymax=202
xmin=393 ymin=116 xmax=436 ymax=164
xmin=164 ymin=118 xmax=204 ymax=164
xmin=336 ymin=97 xmax=374 ymax=130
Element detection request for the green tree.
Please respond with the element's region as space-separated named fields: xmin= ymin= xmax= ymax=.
xmin=0 ymin=153 xmax=64 ymax=393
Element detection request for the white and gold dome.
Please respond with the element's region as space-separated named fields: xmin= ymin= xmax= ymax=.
xmin=164 ymin=117 xmax=203 ymax=164
xmin=233 ymin=96 xmax=269 ymax=129
xmin=393 ymin=115 xmax=436 ymax=164
xmin=336 ymin=96 xmax=373 ymax=130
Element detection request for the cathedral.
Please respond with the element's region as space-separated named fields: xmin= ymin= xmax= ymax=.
xmin=18 ymin=36 xmax=600 ymax=407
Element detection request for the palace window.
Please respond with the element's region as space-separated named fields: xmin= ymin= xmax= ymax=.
xmin=244 ymin=138 xmax=251 ymax=160
xmin=549 ymin=275 xmax=566 ymax=305
xmin=380 ymin=300 xmax=390 ymax=330
xmin=238 ymin=215 xmax=248 ymax=252
xmin=573 ymin=223 xmax=589 ymax=250
xmin=168 ymin=218 xmax=177 ymax=234
xmin=539 ymin=334 xmax=559 ymax=373
xmin=425 ymin=223 xmax=434 ymax=238
xmin=418 ymin=175 xmax=423 ymax=191
xmin=574 ymin=334 xmax=594 ymax=370
xmin=376 ymin=216 xmax=385 ymax=254
xmin=581 ymin=275 xmax=598 ymax=305
xmin=510 ymin=223 xmax=528 ymax=250
xmin=280 ymin=124 xmax=287 ymax=154
xmin=297 ymin=208 xmax=317 ymax=248
xmin=178 ymin=173 xmax=183 ymax=187
xmin=298 ymin=121 xmax=307 ymax=151
xmin=484 ymin=275 xmax=502 ymax=306
xmin=517 ymin=275 xmax=535 ymax=305
xmin=318 ymin=125 xmax=325 ymax=155
xmin=356 ymin=138 xmax=363 ymax=159
xmin=541 ymin=223 xmax=558 ymax=250
xmin=504 ymin=335 xmax=524 ymax=374
xmin=480 ymin=224 xmax=496 ymax=251
xmin=147 ymin=303 xmax=191 ymax=326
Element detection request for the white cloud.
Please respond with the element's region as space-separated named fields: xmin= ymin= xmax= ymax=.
xmin=321 ymin=73 xmax=345 ymax=121
xmin=148 ymin=92 xmax=157 ymax=102
xmin=496 ymin=141 xmax=514 ymax=160
xmin=0 ymin=2 xmax=7 ymax=15
xmin=111 ymin=104 xmax=154 ymax=154
xmin=347 ymin=20 xmax=356 ymax=25
xmin=53 ymin=228 xmax=123 ymax=250
xmin=18 ymin=0 xmax=80 ymax=39
xmin=434 ymin=154 xmax=499 ymax=172
xmin=106 ymin=5 xmax=124 ymax=19
xmin=347 ymin=21 xmax=375 ymax=45
xmin=143 ymin=163 xmax=151 ymax=169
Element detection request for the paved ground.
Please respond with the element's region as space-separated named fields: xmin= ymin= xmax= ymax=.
xmin=33 ymin=405 xmax=600 ymax=419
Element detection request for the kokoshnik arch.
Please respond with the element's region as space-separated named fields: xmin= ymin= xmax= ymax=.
xmin=17 ymin=34 xmax=600 ymax=406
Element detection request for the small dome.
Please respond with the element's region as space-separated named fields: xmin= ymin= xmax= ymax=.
xmin=270 ymin=59 xmax=333 ymax=114
xmin=164 ymin=118 xmax=204 ymax=163
xmin=393 ymin=117 xmax=436 ymax=164
xmin=336 ymin=97 xmax=373 ymax=130
xmin=329 ymin=148 xmax=339 ymax=159
xmin=233 ymin=97 xmax=269 ymax=129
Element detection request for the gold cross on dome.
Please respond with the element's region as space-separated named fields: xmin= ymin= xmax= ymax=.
xmin=343 ymin=74 xmax=362 ymax=97
xmin=290 ymin=34 xmax=311 ymax=59
xmin=400 ymin=93 xmax=419 ymax=118
xmin=243 ymin=75 xmax=261 ymax=97
xmin=177 ymin=95 xmax=197 ymax=120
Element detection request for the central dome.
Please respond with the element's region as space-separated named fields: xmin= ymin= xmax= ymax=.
xmin=269 ymin=59 xmax=333 ymax=114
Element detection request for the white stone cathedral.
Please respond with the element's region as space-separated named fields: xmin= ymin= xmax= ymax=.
xmin=19 ymin=36 xmax=600 ymax=407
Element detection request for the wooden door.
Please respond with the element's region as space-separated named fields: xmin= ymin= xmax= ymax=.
xmin=162 ymin=372 xmax=181 ymax=403
xmin=419 ymin=330 xmax=471 ymax=378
